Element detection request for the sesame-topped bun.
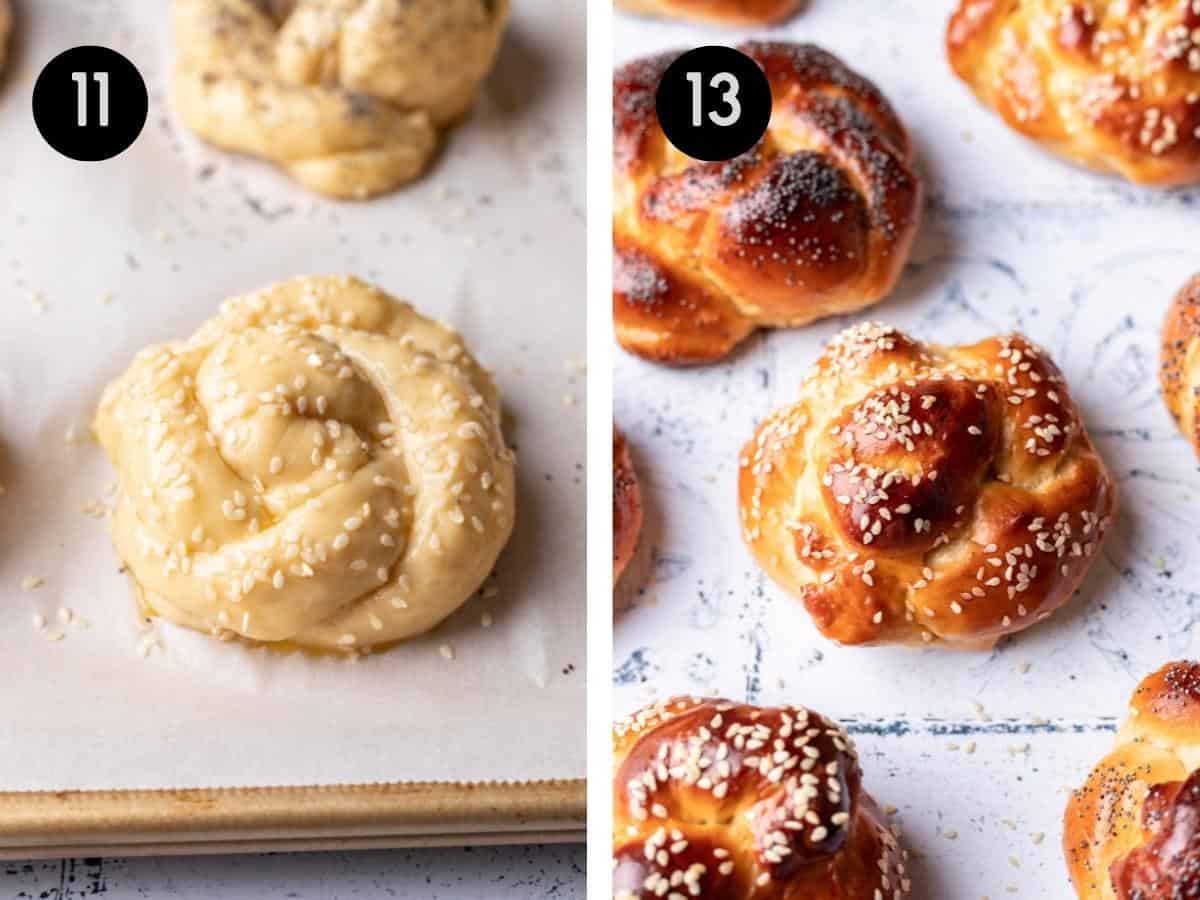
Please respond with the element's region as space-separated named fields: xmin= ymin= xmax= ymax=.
xmin=613 ymin=697 xmax=910 ymax=899
xmin=1160 ymin=274 xmax=1200 ymax=455
xmin=0 ymin=0 xmax=11 ymax=72
xmin=738 ymin=321 xmax=1116 ymax=648
xmin=614 ymin=0 xmax=802 ymax=26
xmin=947 ymin=0 xmax=1200 ymax=186
xmin=93 ymin=275 xmax=516 ymax=652
xmin=1064 ymin=661 xmax=1200 ymax=898
xmin=613 ymin=43 xmax=922 ymax=365
xmin=171 ymin=0 xmax=510 ymax=199
xmin=614 ymin=427 xmax=643 ymax=586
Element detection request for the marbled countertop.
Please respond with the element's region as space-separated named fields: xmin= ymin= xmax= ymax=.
xmin=1 ymin=846 xmax=585 ymax=899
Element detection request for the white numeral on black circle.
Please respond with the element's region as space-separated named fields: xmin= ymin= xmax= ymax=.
xmin=686 ymin=71 xmax=742 ymax=128
xmin=71 ymin=71 xmax=110 ymax=127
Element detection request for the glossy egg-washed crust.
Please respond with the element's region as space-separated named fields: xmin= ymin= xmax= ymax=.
xmin=1065 ymin=661 xmax=1200 ymax=898
xmin=0 ymin=0 xmax=10 ymax=72
xmin=172 ymin=0 xmax=510 ymax=199
xmin=613 ymin=697 xmax=910 ymax=899
xmin=614 ymin=0 xmax=802 ymax=25
xmin=1160 ymin=274 xmax=1200 ymax=456
xmin=738 ymin=321 xmax=1117 ymax=647
xmin=614 ymin=427 xmax=644 ymax=585
xmin=947 ymin=0 xmax=1200 ymax=186
xmin=613 ymin=43 xmax=922 ymax=365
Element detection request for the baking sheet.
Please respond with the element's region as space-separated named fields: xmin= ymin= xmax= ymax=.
xmin=0 ymin=0 xmax=585 ymax=791
xmin=0 ymin=780 xmax=585 ymax=859
xmin=613 ymin=1 xmax=1200 ymax=894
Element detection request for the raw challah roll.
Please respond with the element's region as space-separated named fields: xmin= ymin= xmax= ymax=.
xmin=172 ymin=0 xmax=510 ymax=199
xmin=613 ymin=427 xmax=643 ymax=586
xmin=614 ymin=42 xmax=922 ymax=365
xmin=614 ymin=0 xmax=802 ymax=26
xmin=94 ymin=275 xmax=516 ymax=652
xmin=1160 ymin=274 xmax=1200 ymax=455
xmin=947 ymin=0 xmax=1200 ymax=186
xmin=613 ymin=696 xmax=910 ymax=899
xmin=1064 ymin=661 xmax=1200 ymax=898
xmin=739 ymin=321 xmax=1116 ymax=647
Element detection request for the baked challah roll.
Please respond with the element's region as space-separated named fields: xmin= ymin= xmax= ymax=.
xmin=0 ymin=0 xmax=10 ymax=72
xmin=1160 ymin=274 xmax=1200 ymax=456
xmin=94 ymin=275 xmax=516 ymax=652
xmin=739 ymin=321 xmax=1116 ymax=647
xmin=614 ymin=43 xmax=922 ymax=365
xmin=614 ymin=0 xmax=802 ymax=26
xmin=172 ymin=0 xmax=510 ymax=199
xmin=613 ymin=697 xmax=911 ymax=899
xmin=613 ymin=427 xmax=643 ymax=586
xmin=947 ymin=0 xmax=1200 ymax=186
xmin=1064 ymin=661 xmax=1200 ymax=899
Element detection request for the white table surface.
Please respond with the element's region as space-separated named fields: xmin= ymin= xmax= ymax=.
xmin=613 ymin=1 xmax=1200 ymax=896
xmin=0 ymin=845 xmax=585 ymax=899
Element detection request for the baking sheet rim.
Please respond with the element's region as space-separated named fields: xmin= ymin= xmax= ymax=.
xmin=0 ymin=778 xmax=586 ymax=854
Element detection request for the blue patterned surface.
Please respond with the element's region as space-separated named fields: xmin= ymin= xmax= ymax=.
xmin=0 ymin=846 xmax=585 ymax=899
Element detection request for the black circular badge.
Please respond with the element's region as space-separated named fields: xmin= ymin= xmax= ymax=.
xmin=32 ymin=46 xmax=148 ymax=162
xmin=655 ymin=46 xmax=772 ymax=162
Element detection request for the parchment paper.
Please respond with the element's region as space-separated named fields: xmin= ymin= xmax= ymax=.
xmin=0 ymin=0 xmax=585 ymax=791
xmin=614 ymin=2 xmax=1200 ymax=893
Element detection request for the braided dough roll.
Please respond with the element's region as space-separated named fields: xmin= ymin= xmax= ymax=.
xmin=94 ymin=275 xmax=516 ymax=652
xmin=0 ymin=0 xmax=10 ymax=72
xmin=613 ymin=427 xmax=643 ymax=586
xmin=613 ymin=697 xmax=911 ymax=899
xmin=1160 ymin=274 xmax=1200 ymax=455
xmin=614 ymin=43 xmax=922 ymax=365
xmin=172 ymin=0 xmax=510 ymax=199
xmin=1064 ymin=661 xmax=1200 ymax=898
xmin=947 ymin=0 xmax=1200 ymax=186
xmin=614 ymin=0 xmax=802 ymax=26
xmin=739 ymin=321 xmax=1116 ymax=647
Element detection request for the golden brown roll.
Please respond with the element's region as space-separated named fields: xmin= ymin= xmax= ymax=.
xmin=739 ymin=321 xmax=1117 ymax=647
xmin=614 ymin=0 xmax=802 ymax=26
xmin=94 ymin=275 xmax=516 ymax=651
xmin=0 ymin=1 xmax=10 ymax=72
xmin=614 ymin=43 xmax=922 ymax=365
xmin=947 ymin=0 xmax=1200 ymax=186
xmin=172 ymin=0 xmax=510 ymax=199
xmin=613 ymin=696 xmax=910 ymax=899
xmin=1160 ymin=274 xmax=1200 ymax=455
xmin=1064 ymin=661 xmax=1200 ymax=898
xmin=614 ymin=427 xmax=643 ymax=585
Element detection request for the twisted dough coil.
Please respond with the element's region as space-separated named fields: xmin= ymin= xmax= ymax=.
xmin=614 ymin=42 xmax=922 ymax=365
xmin=613 ymin=697 xmax=910 ymax=899
xmin=0 ymin=0 xmax=10 ymax=72
xmin=1160 ymin=274 xmax=1200 ymax=455
xmin=947 ymin=0 xmax=1200 ymax=186
xmin=94 ymin=275 xmax=516 ymax=651
xmin=172 ymin=0 xmax=510 ymax=199
xmin=613 ymin=427 xmax=643 ymax=586
xmin=614 ymin=0 xmax=802 ymax=25
xmin=738 ymin=321 xmax=1116 ymax=647
xmin=1064 ymin=661 xmax=1200 ymax=898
